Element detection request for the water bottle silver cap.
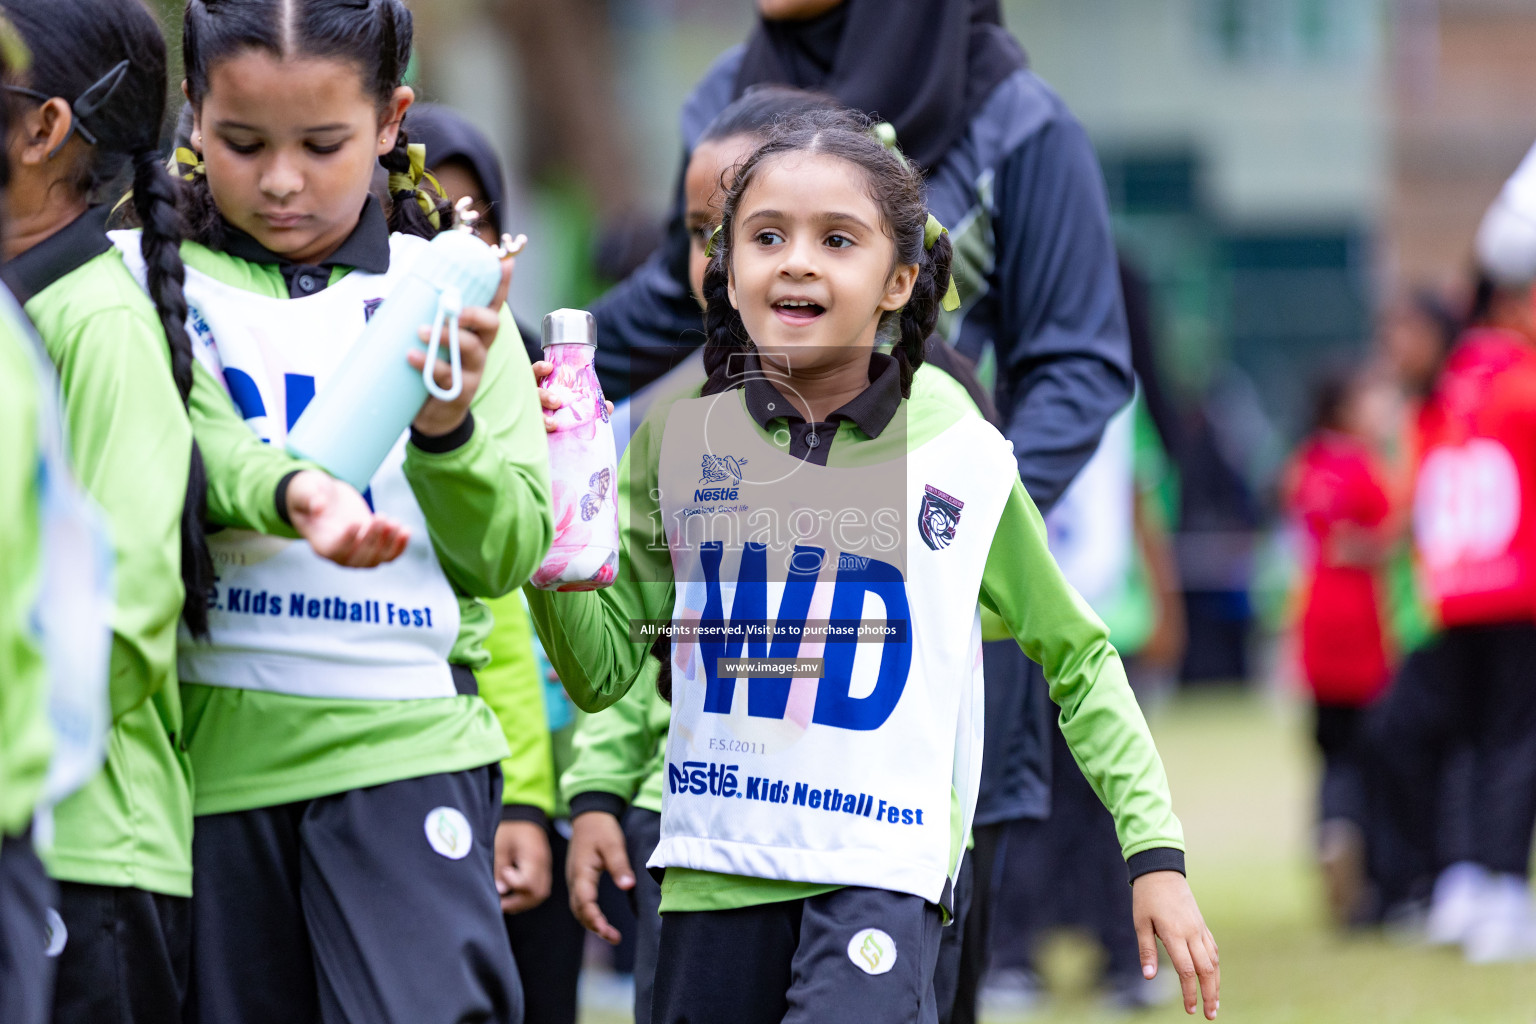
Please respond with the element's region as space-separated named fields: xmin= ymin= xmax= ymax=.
xmin=542 ymin=308 xmax=596 ymax=350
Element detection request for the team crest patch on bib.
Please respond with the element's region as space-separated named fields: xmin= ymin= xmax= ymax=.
xmin=424 ymin=806 xmax=473 ymax=860
xmin=44 ymin=907 xmax=67 ymax=957
xmin=847 ymin=927 xmax=897 ymax=975
xmin=918 ymin=484 xmax=964 ymax=550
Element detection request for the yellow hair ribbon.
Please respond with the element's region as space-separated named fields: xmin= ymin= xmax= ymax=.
xmin=0 ymin=12 xmax=31 ymax=74
xmin=172 ymin=146 xmax=205 ymax=183
xmin=925 ymin=214 xmax=961 ymax=312
xmin=388 ymin=142 xmax=446 ymax=230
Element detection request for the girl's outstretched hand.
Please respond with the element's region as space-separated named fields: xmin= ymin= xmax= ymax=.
xmin=565 ymin=810 xmax=635 ymax=944
xmin=1132 ymin=870 xmax=1219 ymax=1019
xmin=531 ymin=358 xmax=614 ymax=433
xmin=285 ymin=470 xmax=410 ymax=567
xmin=494 ymin=819 xmax=552 ymax=915
xmin=408 ymin=257 xmax=515 ymax=438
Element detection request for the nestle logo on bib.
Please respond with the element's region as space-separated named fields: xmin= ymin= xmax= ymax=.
xmin=700 ymin=453 xmax=748 ymax=486
xmin=696 ymin=453 xmax=750 ymax=502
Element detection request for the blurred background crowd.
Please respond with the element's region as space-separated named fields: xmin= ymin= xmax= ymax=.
xmin=140 ymin=1 xmax=1536 ymax=1020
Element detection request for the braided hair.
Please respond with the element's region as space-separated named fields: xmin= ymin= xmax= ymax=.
xmin=699 ymin=109 xmax=954 ymax=401
xmin=5 ymin=0 xmax=217 ymax=635
xmin=180 ymin=0 xmax=450 ymax=245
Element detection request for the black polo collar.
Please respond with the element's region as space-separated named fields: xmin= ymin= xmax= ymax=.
xmin=221 ymin=195 xmax=391 ymax=298
xmin=740 ymin=350 xmax=903 ymax=440
xmin=2 ymin=205 xmax=113 ymax=304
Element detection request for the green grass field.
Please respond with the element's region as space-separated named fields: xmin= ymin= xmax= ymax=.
xmin=579 ymin=690 xmax=1536 ymax=1023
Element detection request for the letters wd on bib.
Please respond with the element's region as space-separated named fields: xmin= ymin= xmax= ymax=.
xmin=648 ymin=391 xmax=1015 ymax=906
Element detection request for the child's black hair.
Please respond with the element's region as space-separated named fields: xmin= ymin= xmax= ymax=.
xmin=696 ymin=85 xmax=843 ymax=147
xmin=1468 ymin=271 xmax=1498 ymax=328
xmin=0 ymin=23 xmax=13 ymax=195
xmin=1308 ymin=363 xmax=1356 ymax=436
xmin=179 ymin=0 xmax=450 ymax=246
xmin=5 ymin=0 xmax=217 ymax=636
xmin=1412 ymin=287 xmax=1461 ymax=357
xmin=698 ymin=109 xmax=954 ymax=401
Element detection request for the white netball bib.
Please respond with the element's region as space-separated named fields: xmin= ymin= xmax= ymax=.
xmin=649 ymin=392 xmax=1014 ymax=904
xmin=112 ymin=232 xmax=462 ymax=701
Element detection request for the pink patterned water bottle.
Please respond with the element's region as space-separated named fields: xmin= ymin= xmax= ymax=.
xmin=532 ymin=309 xmax=619 ymax=591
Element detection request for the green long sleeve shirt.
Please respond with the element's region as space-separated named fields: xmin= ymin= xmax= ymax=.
xmin=560 ymin=658 xmax=669 ymax=817
xmin=0 ymin=299 xmax=50 ymax=841
xmin=526 ymin=363 xmax=1183 ymax=913
xmin=479 ymin=591 xmax=557 ymax=818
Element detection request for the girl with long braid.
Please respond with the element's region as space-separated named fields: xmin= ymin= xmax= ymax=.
xmin=0 ymin=1 xmax=408 ymax=1020
xmin=163 ymin=2 xmax=551 ymax=1021
xmin=527 ymin=113 xmax=1219 ymax=1023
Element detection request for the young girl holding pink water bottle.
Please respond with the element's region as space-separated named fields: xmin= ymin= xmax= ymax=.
xmin=526 ymin=112 xmax=1219 ymax=1024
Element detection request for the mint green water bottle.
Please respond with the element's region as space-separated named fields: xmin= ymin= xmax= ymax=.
xmin=285 ymin=230 xmax=504 ymax=491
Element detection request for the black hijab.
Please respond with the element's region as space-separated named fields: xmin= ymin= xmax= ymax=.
xmin=733 ymin=0 xmax=1026 ymax=171
xmin=403 ymin=103 xmax=508 ymax=236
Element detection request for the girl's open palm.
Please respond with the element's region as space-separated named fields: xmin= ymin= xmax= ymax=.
xmin=285 ymin=470 xmax=410 ymax=567
xmin=565 ymin=810 xmax=634 ymax=945
xmin=1133 ymin=870 xmax=1220 ymax=1019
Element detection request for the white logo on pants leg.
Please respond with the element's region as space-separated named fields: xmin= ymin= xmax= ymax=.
xmin=847 ymin=927 xmax=897 ymax=975
xmin=424 ymin=806 xmax=473 ymax=860
xmin=44 ymin=908 xmax=67 ymax=957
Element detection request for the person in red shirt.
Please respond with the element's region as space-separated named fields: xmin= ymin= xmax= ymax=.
xmin=1366 ymin=254 xmax=1536 ymax=961
xmin=1285 ymin=367 xmax=1394 ymax=926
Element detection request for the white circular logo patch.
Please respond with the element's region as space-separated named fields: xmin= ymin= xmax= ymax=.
xmin=44 ymin=908 xmax=67 ymax=957
xmin=424 ymin=806 xmax=473 ymax=860
xmin=847 ymin=927 xmax=897 ymax=976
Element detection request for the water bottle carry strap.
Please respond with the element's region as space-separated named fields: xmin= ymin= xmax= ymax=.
xmin=423 ymin=285 xmax=465 ymax=402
